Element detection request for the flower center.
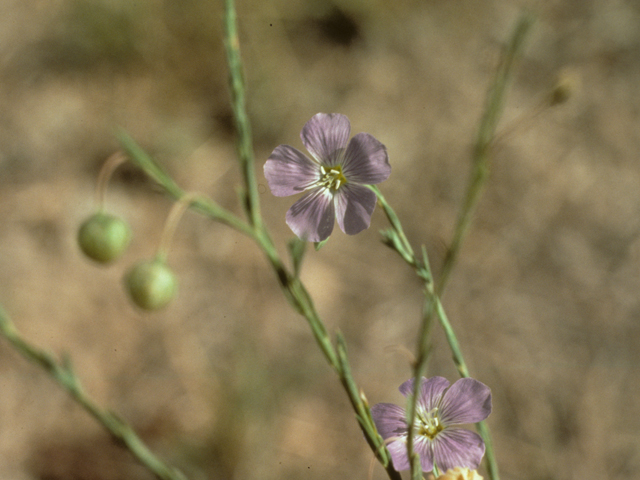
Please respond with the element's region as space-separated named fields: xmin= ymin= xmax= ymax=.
xmin=416 ymin=407 xmax=443 ymax=439
xmin=318 ymin=165 xmax=347 ymax=191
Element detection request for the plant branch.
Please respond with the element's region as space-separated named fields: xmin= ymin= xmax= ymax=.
xmin=119 ymin=131 xmax=400 ymax=480
xmin=224 ymin=0 xmax=262 ymax=229
xmin=437 ymin=12 xmax=535 ymax=296
xmin=371 ymin=186 xmax=496 ymax=480
xmin=0 ymin=306 xmax=188 ymax=480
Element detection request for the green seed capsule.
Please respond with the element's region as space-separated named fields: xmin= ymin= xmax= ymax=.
xmin=125 ymin=259 xmax=177 ymax=310
xmin=78 ymin=212 xmax=131 ymax=264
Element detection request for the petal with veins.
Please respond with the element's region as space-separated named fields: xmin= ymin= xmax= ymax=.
xmin=285 ymin=188 xmax=335 ymax=242
xmin=342 ymin=132 xmax=391 ymax=184
xmin=439 ymin=378 xmax=492 ymax=426
xmin=432 ymin=429 xmax=486 ymax=471
xmin=301 ymin=113 xmax=351 ymax=165
xmin=264 ymin=145 xmax=320 ymax=197
xmin=334 ymin=184 xmax=377 ymax=235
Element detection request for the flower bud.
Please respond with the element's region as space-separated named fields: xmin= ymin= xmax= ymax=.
xmin=78 ymin=212 xmax=131 ymax=264
xmin=125 ymin=258 xmax=177 ymax=310
xmin=549 ymin=69 xmax=580 ymax=106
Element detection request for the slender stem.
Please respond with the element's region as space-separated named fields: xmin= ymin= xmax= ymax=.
xmin=95 ymin=151 xmax=128 ymax=210
xmin=220 ymin=3 xmax=398 ymax=476
xmin=436 ymin=12 xmax=535 ymax=296
xmin=224 ymin=0 xmax=262 ymax=229
xmin=371 ymin=185 xmax=496 ymax=479
xmin=370 ymin=13 xmax=537 ymax=473
xmin=0 ymin=307 xmax=188 ymax=480
xmin=117 ymin=131 xmax=256 ymax=240
xmin=428 ymin=18 xmax=534 ymax=477
xmin=156 ymin=192 xmax=205 ymax=261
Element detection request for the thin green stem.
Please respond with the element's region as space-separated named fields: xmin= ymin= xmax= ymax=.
xmin=95 ymin=151 xmax=128 ymax=210
xmin=371 ymin=185 xmax=497 ymax=480
xmin=387 ymin=18 xmax=535 ymax=477
xmin=219 ymin=2 xmax=399 ymax=476
xmin=437 ymin=12 xmax=535 ymax=296
xmin=0 ymin=307 xmax=188 ymax=480
xmin=224 ymin=0 xmax=262 ymax=229
xmin=117 ymin=130 xmax=256 ymax=240
xmin=156 ymin=192 xmax=205 ymax=261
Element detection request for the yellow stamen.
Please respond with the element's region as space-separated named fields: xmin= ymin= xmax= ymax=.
xmin=417 ymin=407 xmax=443 ymax=439
xmin=318 ymin=165 xmax=347 ymax=191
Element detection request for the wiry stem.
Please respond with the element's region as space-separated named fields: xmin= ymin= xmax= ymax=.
xmin=224 ymin=0 xmax=262 ymax=229
xmin=374 ymin=12 xmax=535 ymax=480
xmin=156 ymin=192 xmax=205 ymax=262
xmin=95 ymin=151 xmax=128 ymax=210
xmin=0 ymin=307 xmax=188 ymax=480
xmin=437 ymin=12 xmax=535 ymax=297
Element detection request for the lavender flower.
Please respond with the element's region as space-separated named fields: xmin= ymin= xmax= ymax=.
xmin=371 ymin=376 xmax=492 ymax=473
xmin=264 ymin=113 xmax=391 ymax=242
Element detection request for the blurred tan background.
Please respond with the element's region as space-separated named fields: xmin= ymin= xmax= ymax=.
xmin=1 ymin=0 xmax=639 ymax=479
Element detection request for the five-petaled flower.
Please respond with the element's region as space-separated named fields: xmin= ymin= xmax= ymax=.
xmin=371 ymin=376 xmax=492 ymax=473
xmin=264 ymin=113 xmax=391 ymax=242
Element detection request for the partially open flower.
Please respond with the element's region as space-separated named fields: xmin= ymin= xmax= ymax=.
xmin=264 ymin=113 xmax=391 ymax=242
xmin=371 ymin=376 xmax=492 ymax=473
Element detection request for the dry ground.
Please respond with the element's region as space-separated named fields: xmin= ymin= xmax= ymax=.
xmin=1 ymin=1 xmax=639 ymax=480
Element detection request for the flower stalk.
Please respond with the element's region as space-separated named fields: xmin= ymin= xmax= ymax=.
xmin=371 ymin=12 xmax=535 ymax=480
xmin=95 ymin=151 xmax=128 ymax=211
xmin=156 ymin=192 xmax=205 ymax=262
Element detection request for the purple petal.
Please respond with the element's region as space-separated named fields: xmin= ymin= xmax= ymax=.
xmin=414 ymin=436 xmax=436 ymax=472
xmin=285 ymin=188 xmax=335 ymax=242
xmin=399 ymin=377 xmax=451 ymax=413
xmin=342 ymin=133 xmax=391 ymax=185
xmin=432 ymin=429 xmax=486 ymax=471
xmin=301 ymin=113 xmax=350 ymax=165
xmin=371 ymin=403 xmax=407 ymax=440
xmin=439 ymin=378 xmax=492 ymax=426
xmin=334 ymin=183 xmax=377 ymax=235
xmin=386 ymin=438 xmax=411 ymax=472
xmin=264 ymin=145 xmax=320 ymax=197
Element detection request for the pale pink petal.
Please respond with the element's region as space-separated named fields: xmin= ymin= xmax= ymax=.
xmin=386 ymin=438 xmax=411 ymax=472
xmin=371 ymin=403 xmax=407 ymax=440
xmin=334 ymin=183 xmax=377 ymax=235
xmin=439 ymin=378 xmax=492 ymax=426
xmin=285 ymin=188 xmax=335 ymax=242
xmin=414 ymin=435 xmax=436 ymax=472
xmin=399 ymin=377 xmax=451 ymax=413
xmin=432 ymin=429 xmax=486 ymax=471
xmin=264 ymin=145 xmax=320 ymax=197
xmin=342 ymin=133 xmax=391 ymax=184
xmin=300 ymin=113 xmax=350 ymax=165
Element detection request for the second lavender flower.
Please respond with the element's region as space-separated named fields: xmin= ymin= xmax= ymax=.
xmin=371 ymin=376 xmax=492 ymax=473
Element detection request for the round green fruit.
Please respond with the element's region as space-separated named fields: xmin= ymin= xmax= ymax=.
xmin=125 ymin=259 xmax=178 ymax=310
xmin=78 ymin=212 xmax=131 ymax=264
